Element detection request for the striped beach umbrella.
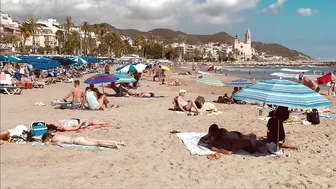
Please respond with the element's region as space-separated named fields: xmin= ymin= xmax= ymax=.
xmin=233 ymin=79 xmax=332 ymax=109
xmin=113 ymin=73 xmax=137 ymax=83
xmin=84 ymin=73 xmax=119 ymax=84
xmin=196 ymin=76 xmax=224 ymax=87
xmin=226 ymin=79 xmax=253 ymax=87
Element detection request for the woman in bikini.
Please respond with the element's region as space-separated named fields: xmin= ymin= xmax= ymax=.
xmin=47 ymin=119 xmax=110 ymax=132
xmin=41 ymin=133 xmax=126 ymax=149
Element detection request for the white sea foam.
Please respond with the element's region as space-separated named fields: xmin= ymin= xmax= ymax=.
xmin=281 ymin=68 xmax=309 ymax=72
xmin=271 ymin=72 xmax=319 ymax=80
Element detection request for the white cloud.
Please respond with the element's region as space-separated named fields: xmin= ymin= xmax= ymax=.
xmin=263 ymin=0 xmax=287 ymax=14
xmin=297 ymin=8 xmax=318 ymax=17
xmin=0 ymin=0 xmax=260 ymax=32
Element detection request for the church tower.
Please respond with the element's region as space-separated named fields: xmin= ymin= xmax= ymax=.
xmin=245 ymin=29 xmax=251 ymax=45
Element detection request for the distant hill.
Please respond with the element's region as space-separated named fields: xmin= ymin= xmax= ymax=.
xmin=104 ymin=24 xmax=310 ymax=60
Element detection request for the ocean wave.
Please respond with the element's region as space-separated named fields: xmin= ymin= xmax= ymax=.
xmin=281 ymin=68 xmax=309 ymax=72
xmin=271 ymin=72 xmax=319 ymax=80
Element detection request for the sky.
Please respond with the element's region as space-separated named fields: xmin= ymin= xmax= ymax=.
xmin=1 ymin=0 xmax=335 ymax=60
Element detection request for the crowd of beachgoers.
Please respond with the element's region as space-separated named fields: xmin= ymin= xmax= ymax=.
xmin=1 ymin=57 xmax=336 ymax=188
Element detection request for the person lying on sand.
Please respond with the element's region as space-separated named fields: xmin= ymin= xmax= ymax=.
xmin=178 ymin=71 xmax=192 ymax=75
xmin=200 ymin=124 xmax=268 ymax=155
xmin=176 ymin=89 xmax=200 ymax=115
xmin=62 ymin=80 xmax=85 ymax=109
xmin=134 ymin=92 xmax=167 ymax=98
xmin=46 ymin=119 xmax=111 ymax=132
xmin=0 ymin=125 xmax=28 ymax=144
xmin=41 ymin=133 xmax=126 ymax=149
xmin=109 ymin=82 xmax=135 ymax=96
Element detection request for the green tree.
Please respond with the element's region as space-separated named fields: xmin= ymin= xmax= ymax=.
xmin=26 ymin=17 xmax=42 ymax=53
xmin=81 ymin=21 xmax=91 ymax=55
xmin=19 ymin=22 xmax=31 ymax=53
xmin=55 ymin=30 xmax=64 ymax=54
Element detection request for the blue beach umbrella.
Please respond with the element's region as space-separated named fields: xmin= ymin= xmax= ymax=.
xmin=196 ymin=76 xmax=225 ymax=87
xmin=84 ymin=73 xmax=119 ymax=84
xmin=0 ymin=55 xmax=7 ymax=61
xmin=113 ymin=72 xmax=137 ymax=83
xmin=32 ymin=60 xmax=61 ymax=70
xmin=233 ymin=79 xmax=332 ymax=109
xmin=68 ymin=57 xmax=87 ymax=65
xmin=226 ymin=79 xmax=253 ymax=87
xmin=7 ymin=55 xmax=21 ymax=62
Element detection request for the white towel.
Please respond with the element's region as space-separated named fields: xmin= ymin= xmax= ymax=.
xmin=176 ymin=132 xmax=215 ymax=156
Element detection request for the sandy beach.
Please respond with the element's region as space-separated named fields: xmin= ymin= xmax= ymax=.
xmin=1 ymin=65 xmax=336 ymax=188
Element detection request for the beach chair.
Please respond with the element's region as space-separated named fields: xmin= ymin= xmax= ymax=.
xmin=0 ymin=73 xmax=24 ymax=95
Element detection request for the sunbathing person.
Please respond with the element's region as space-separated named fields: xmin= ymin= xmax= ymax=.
xmin=46 ymin=119 xmax=111 ymax=132
xmin=178 ymin=71 xmax=192 ymax=75
xmin=62 ymin=80 xmax=85 ymax=109
xmin=134 ymin=92 xmax=167 ymax=98
xmin=176 ymin=89 xmax=200 ymax=114
xmin=200 ymin=124 xmax=268 ymax=155
xmin=41 ymin=133 xmax=126 ymax=149
xmin=168 ymin=79 xmax=181 ymax=86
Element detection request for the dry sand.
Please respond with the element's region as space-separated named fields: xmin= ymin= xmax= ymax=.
xmin=1 ymin=66 xmax=336 ymax=188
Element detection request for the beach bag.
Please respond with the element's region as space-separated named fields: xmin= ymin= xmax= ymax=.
xmin=307 ymin=109 xmax=320 ymax=125
xmin=194 ymin=96 xmax=205 ymax=109
xmin=31 ymin=122 xmax=48 ymax=140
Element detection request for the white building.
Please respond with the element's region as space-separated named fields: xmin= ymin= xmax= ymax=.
xmin=25 ymin=18 xmax=62 ymax=51
xmin=233 ymin=29 xmax=253 ymax=61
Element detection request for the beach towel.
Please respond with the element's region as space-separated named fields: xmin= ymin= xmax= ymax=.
xmin=319 ymin=112 xmax=336 ymax=119
xmin=317 ymin=72 xmax=332 ymax=84
xmin=176 ymin=132 xmax=215 ymax=156
xmin=31 ymin=142 xmax=112 ymax=150
xmin=176 ymin=132 xmax=272 ymax=157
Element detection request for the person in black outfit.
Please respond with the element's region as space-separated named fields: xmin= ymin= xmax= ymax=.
xmin=200 ymin=124 xmax=268 ymax=155
xmin=266 ymin=106 xmax=297 ymax=149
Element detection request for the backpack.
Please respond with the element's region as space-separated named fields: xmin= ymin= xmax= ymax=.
xmin=307 ymin=109 xmax=320 ymax=125
xmin=194 ymin=96 xmax=205 ymax=109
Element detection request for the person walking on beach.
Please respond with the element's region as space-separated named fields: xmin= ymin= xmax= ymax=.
xmin=299 ymin=73 xmax=320 ymax=92
xmin=62 ymin=80 xmax=85 ymax=109
xmin=194 ymin=63 xmax=199 ymax=78
xmin=328 ymin=71 xmax=335 ymax=96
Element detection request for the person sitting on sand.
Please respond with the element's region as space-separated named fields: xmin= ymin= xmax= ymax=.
xmin=46 ymin=119 xmax=111 ymax=132
xmin=109 ymin=82 xmax=135 ymax=96
xmin=85 ymin=88 xmax=110 ymax=110
xmin=134 ymin=92 xmax=167 ymax=98
xmin=266 ymin=106 xmax=297 ymax=149
xmin=41 ymin=133 xmax=126 ymax=149
xmin=299 ymin=73 xmax=320 ymax=92
xmin=216 ymin=93 xmax=232 ymax=104
xmin=176 ymin=89 xmax=200 ymax=115
xmin=62 ymin=80 xmax=85 ymax=109
xmin=200 ymin=124 xmax=268 ymax=155
xmin=85 ymin=84 xmax=104 ymax=98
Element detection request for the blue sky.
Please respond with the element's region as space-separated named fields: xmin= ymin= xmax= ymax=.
xmin=213 ymin=0 xmax=336 ymax=60
xmin=2 ymin=0 xmax=335 ymax=60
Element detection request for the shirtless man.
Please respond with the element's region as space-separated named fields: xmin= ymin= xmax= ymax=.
xmin=299 ymin=73 xmax=320 ymax=92
xmin=62 ymin=80 xmax=85 ymax=109
xmin=177 ymin=89 xmax=200 ymax=115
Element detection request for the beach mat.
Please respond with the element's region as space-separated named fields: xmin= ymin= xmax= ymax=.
xmin=176 ymin=132 xmax=271 ymax=157
xmin=32 ymin=142 xmax=112 ymax=150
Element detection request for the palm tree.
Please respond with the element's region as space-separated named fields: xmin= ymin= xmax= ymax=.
xmin=94 ymin=23 xmax=108 ymax=55
xmin=19 ymin=22 xmax=31 ymax=53
xmin=26 ymin=17 xmax=42 ymax=53
xmin=135 ymin=36 xmax=146 ymax=57
xmin=81 ymin=21 xmax=91 ymax=55
xmin=64 ymin=16 xmax=74 ymax=38
xmin=68 ymin=30 xmax=81 ymax=55
xmin=55 ymin=30 xmax=64 ymax=54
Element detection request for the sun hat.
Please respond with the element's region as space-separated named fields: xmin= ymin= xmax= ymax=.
xmin=179 ymin=89 xmax=186 ymax=94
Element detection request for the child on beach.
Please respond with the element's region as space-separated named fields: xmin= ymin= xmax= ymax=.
xmin=41 ymin=133 xmax=126 ymax=149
